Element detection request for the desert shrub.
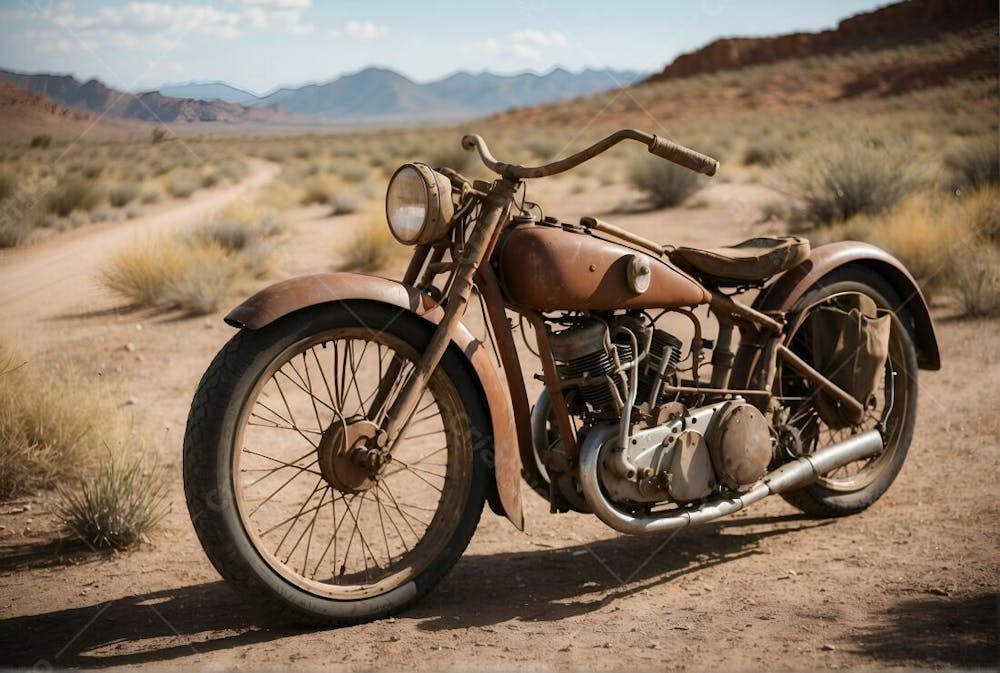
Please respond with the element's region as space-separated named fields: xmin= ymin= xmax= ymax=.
xmin=45 ymin=178 xmax=101 ymax=216
xmin=56 ymin=450 xmax=166 ymax=549
xmin=0 ymin=217 xmax=34 ymax=248
xmin=81 ymin=163 xmax=103 ymax=179
xmin=151 ymin=127 xmax=167 ymax=144
xmin=188 ymin=218 xmax=259 ymax=252
xmin=0 ymin=172 xmax=14 ymax=201
xmin=301 ymin=175 xmax=340 ymax=205
xmin=964 ymin=185 xmax=1000 ymax=243
xmin=424 ymin=142 xmax=473 ymax=172
xmin=0 ymin=341 xmax=119 ymax=499
xmin=628 ymin=155 xmax=702 ymax=208
xmin=140 ymin=187 xmax=163 ymax=204
xmin=949 ymin=245 xmax=1000 ymax=316
xmin=329 ymin=191 xmax=362 ymax=215
xmin=102 ymin=212 xmax=280 ymax=314
xmin=742 ymin=137 xmax=791 ymax=166
xmin=108 ymin=181 xmax=140 ymax=207
xmin=102 ymin=237 xmax=238 ymax=313
xmin=30 ymin=135 xmax=51 ymax=149
xmin=840 ymin=192 xmax=954 ymax=300
xmin=944 ymin=135 xmax=999 ymax=193
xmin=167 ymin=170 xmax=201 ymax=198
xmin=786 ymin=140 xmax=915 ymax=226
xmin=201 ymin=171 xmax=219 ymax=188
xmin=332 ymin=159 xmax=371 ymax=184
xmin=338 ymin=208 xmax=400 ymax=272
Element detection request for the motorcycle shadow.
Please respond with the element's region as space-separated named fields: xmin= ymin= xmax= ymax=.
xmin=0 ymin=579 xmax=303 ymax=669
xmin=413 ymin=512 xmax=830 ymax=630
xmin=0 ymin=513 xmax=826 ymax=668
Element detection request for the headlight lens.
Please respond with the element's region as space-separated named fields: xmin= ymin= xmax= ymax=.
xmin=385 ymin=163 xmax=454 ymax=245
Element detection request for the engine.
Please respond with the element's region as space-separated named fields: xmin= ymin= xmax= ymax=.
xmin=549 ymin=316 xmax=682 ymax=419
xmin=537 ymin=313 xmax=773 ymax=510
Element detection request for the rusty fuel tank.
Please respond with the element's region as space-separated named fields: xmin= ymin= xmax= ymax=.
xmin=497 ymin=223 xmax=711 ymax=311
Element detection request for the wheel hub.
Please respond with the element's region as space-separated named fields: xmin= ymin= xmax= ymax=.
xmin=317 ymin=418 xmax=386 ymax=493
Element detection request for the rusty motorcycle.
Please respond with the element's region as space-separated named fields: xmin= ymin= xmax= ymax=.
xmin=183 ymin=129 xmax=940 ymax=624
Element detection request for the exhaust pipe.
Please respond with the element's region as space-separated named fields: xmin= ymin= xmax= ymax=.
xmin=577 ymin=428 xmax=884 ymax=536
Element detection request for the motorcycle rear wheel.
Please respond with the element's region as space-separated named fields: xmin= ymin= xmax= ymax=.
xmin=183 ymin=302 xmax=489 ymax=625
xmin=773 ymin=266 xmax=918 ymax=517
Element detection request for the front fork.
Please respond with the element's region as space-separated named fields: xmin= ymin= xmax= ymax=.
xmin=380 ymin=178 xmax=519 ymax=449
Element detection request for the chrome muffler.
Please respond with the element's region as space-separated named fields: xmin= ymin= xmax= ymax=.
xmin=577 ymin=427 xmax=884 ymax=535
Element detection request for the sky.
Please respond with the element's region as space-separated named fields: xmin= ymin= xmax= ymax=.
xmin=0 ymin=0 xmax=892 ymax=94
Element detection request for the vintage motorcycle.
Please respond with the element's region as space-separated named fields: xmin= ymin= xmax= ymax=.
xmin=183 ymin=129 xmax=940 ymax=624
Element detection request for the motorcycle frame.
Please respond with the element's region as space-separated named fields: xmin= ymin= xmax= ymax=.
xmin=395 ymin=176 xmax=876 ymax=488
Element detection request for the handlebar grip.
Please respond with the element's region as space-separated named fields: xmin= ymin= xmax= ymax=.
xmin=648 ymin=136 xmax=719 ymax=177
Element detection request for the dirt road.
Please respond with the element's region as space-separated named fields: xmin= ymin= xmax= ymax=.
xmin=0 ymin=174 xmax=996 ymax=671
xmin=0 ymin=158 xmax=279 ymax=330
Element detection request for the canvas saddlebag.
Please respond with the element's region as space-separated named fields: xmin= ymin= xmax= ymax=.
xmin=810 ymin=294 xmax=892 ymax=429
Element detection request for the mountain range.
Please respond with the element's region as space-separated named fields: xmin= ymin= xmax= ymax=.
xmin=0 ymin=65 xmax=642 ymax=127
xmin=159 ymin=66 xmax=644 ymax=119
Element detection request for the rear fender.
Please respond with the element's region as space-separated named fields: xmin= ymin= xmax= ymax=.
xmin=225 ymin=273 xmax=524 ymax=531
xmin=732 ymin=242 xmax=940 ymax=387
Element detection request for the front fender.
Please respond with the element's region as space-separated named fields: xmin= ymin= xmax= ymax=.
xmin=755 ymin=241 xmax=941 ymax=369
xmin=225 ymin=273 xmax=524 ymax=531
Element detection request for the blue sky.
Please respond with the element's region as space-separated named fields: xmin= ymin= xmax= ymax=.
xmin=0 ymin=0 xmax=890 ymax=93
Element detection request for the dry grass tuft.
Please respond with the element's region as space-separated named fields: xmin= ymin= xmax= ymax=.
xmin=102 ymin=207 xmax=282 ymax=314
xmin=0 ymin=172 xmax=14 ymax=202
xmin=839 ymin=186 xmax=1000 ymax=314
xmin=338 ymin=206 xmax=401 ymax=272
xmin=945 ymin=135 xmax=999 ymax=193
xmin=627 ymin=156 xmax=702 ymax=208
xmin=108 ymin=181 xmax=140 ymax=208
xmin=0 ymin=340 xmax=119 ymax=499
xmin=785 ymin=139 xmax=916 ymax=226
xmin=45 ymin=178 xmax=101 ymax=216
xmin=167 ymin=170 xmax=201 ymax=198
xmin=102 ymin=236 xmax=237 ymax=314
xmin=56 ymin=449 xmax=167 ymax=549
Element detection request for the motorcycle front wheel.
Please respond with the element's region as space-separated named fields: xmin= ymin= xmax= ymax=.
xmin=183 ymin=302 xmax=489 ymax=625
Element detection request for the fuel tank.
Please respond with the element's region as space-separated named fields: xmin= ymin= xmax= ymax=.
xmin=497 ymin=222 xmax=711 ymax=311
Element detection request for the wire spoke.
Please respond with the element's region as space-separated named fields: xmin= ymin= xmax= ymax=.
xmin=271 ymin=478 xmax=325 ymax=554
xmin=248 ymin=458 xmax=320 ymax=517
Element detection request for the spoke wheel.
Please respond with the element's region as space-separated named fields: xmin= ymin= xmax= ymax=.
xmin=184 ymin=303 xmax=488 ymax=624
xmin=772 ymin=267 xmax=918 ymax=517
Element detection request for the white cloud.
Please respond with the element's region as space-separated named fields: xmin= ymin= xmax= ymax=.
xmin=471 ymin=29 xmax=569 ymax=60
xmin=511 ymin=29 xmax=567 ymax=47
xmin=332 ymin=19 xmax=388 ymax=39
xmin=35 ymin=1 xmax=313 ymax=49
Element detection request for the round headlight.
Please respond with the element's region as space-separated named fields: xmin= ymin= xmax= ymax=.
xmin=385 ymin=163 xmax=454 ymax=245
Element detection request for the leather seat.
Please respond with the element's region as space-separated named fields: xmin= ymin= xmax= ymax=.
xmin=668 ymin=236 xmax=809 ymax=284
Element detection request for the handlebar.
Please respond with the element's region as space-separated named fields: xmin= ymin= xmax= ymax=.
xmin=461 ymin=128 xmax=719 ymax=181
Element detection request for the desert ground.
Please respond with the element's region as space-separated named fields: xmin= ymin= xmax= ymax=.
xmin=0 ymin=145 xmax=996 ymax=670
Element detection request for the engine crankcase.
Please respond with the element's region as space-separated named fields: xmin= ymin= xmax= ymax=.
xmin=705 ymin=400 xmax=772 ymax=490
xmin=597 ymin=401 xmax=726 ymax=505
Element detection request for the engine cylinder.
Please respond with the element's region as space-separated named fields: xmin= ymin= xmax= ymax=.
xmin=550 ymin=320 xmax=632 ymax=414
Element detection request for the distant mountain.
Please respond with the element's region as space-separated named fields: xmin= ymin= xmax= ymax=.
xmin=425 ymin=67 xmax=643 ymax=113
xmin=258 ymin=67 xmax=454 ymax=118
xmin=157 ymin=66 xmax=647 ymax=120
xmin=0 ymin=69 xmax=288 ymax=123
xmin=157 ymin=81 xmax=261 ymax=105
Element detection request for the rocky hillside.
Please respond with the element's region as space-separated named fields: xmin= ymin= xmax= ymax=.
xmin=0 ymin=70 xmax=290 ymax=124
xmin=0 ymin=78 xmax=142 ymax=139
xmin=647 ymin=0 xmax=995 ymax=83
xmin=490 ymin=0 xmax=997 ymax=129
